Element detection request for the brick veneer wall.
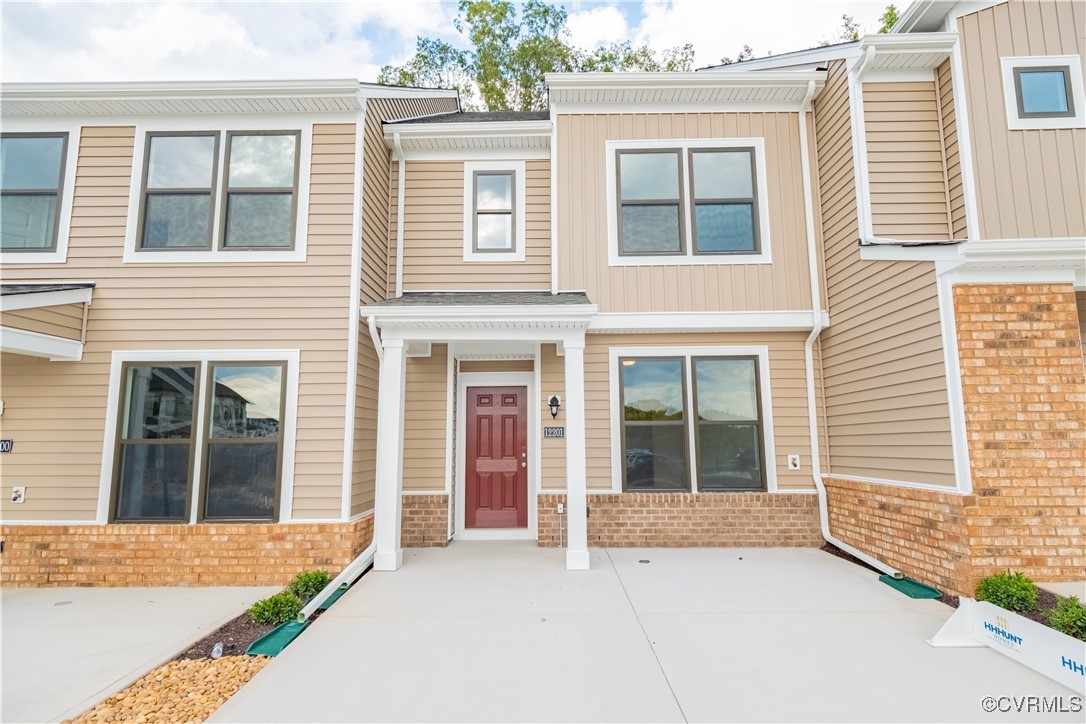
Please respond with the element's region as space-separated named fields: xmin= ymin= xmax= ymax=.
xmin=823 ymin=477 xmax=973 ymax=595
xmin=537 ymin=492 xmax=822 ymax=548
xmin=401 ymin=494 xmax=449 ymax=548
xmin=0 ymin=516 xmax=374 ymax=587
xmin=954 ymin=283 xmax=1086 ymax=583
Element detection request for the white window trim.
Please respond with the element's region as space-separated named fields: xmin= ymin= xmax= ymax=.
xmin=462 ymin=161 xmax=526 ymax=262
xmin=453 ymin=370 xmax=538 ymax=539
xmin=605 ymin=138 xmax=772 ymax=267
xmin=607 ymin=345 xmax=778 ymax=493
xmin=1000 ymin=55 xmax=1085 ymax=131
xmin=121 ymin=115 xmax=322 ymax=263
xmin=0 ymin=120 xmax=81 ymax=265
xmin=96 ymin=348 xmax=300 ymax=524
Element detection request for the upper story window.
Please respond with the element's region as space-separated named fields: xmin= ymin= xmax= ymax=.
xmin=129 ymin=127 xmax=304 ymax=261
xmin=607 ymin=139 xmax=771 ymax=267
xmin=1 ymin=133 xmax=68 ymax=252
xmin=1001 ymin=56 xmax=1085 ymax=131
xmin=463 ymin=161 xmax=526 ymax=262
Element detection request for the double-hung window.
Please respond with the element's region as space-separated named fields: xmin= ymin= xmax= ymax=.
xmin=1 ymin=133 xmax=68 ymax=252
xmin=462 ymin=161 xmax=526 ymax=261
xmin=112 ymin=360 xmax=287 ymax=522
xmin=610 ymin=139 xmax=768 ymax=264
xmin=1001 ymin=56 xmax=1085 ymax=130
xmin=136 ymin=129 xmax=301 ymax=253
xmin=618 ymin=352 xmax=768 ymax=492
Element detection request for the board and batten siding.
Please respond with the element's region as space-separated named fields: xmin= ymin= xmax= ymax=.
xmin=863 ymin=81 xmax=953 ymax=241
xmin=0 ymin=123 xmax=359 ymax=521
xmin=386 ymin=160 xmax=552 ymax=293
xmin=2 ymin=303 xmax=84 ymax=340
xmin=957 ymin=0 xmax=1085 ymax=239
xmin=937 ymin=59 xmax=968 ymax=240
xmin=583 ymin=332 xmax=820 ymax=492
xmin=814 ymin=60 xmax=956 ymax=487
xmin=351 ymin=96 xmax=458 ymax=517
xmin=555 ymin=112 xmax=814 ymax=313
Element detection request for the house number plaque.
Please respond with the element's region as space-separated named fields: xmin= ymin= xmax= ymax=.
xmin=543 ymin=427 xmax=565 ymax=438
xmin=0 ymin=440 xmax=12 ymax=453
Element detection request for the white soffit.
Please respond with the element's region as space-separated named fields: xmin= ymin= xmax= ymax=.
xmin=855 ymin=33 xmax=959 ymax=73
xmin=383 ymin=120 xmax=551 ymax=153
xmin=0 ymin=79 xmax=365 ymax=116
xmin=544 ymin=71 xmax=826 ymax=106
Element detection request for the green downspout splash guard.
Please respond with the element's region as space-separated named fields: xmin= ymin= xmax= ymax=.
xmin=879 ymin=574 xmax=942 ymax=599
xmin=247 ymin=583 xmax=352 ymax=656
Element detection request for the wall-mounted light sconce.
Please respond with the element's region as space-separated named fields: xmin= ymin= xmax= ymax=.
xmin=548 ymin=395 xmax=561 ymax=418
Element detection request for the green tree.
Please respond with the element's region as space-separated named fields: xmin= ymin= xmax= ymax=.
xmin=718 ymin=44 xmax=754 ymax=66
xmin=878 ymin=4 xmax=901 ymax=33
xmin=378 ymin=0 xmax=695 ymax=111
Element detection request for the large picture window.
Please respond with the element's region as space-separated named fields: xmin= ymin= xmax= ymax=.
xmin=1 ymin=133 xmax=68 ymax=252
xmin=617 ymin=352 xmax=769 ymax=492
xmin=111 ymin=359 xmax=288 ymax=523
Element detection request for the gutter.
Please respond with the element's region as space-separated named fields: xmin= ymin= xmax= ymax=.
xmin=798 ymin=81 xmax=897 ymax=577
xmin=393 ymin=132 xmax=405 ymax=298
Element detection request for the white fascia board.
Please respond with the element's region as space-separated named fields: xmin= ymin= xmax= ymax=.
xmin=545 ymin=70 xmax=825 ymax=89
xmin=383 ymin=120 xmax=551 ymax=144
xmin=358 ymin=85 xmax=459 ymax=100
xmin=0 ymin=286 xmax=93 ymax=312
xmin=0 ymin=326 xmax=83 ymax=361
xmin=1 ymin=78 xmax=362 ymax=101
xmin=367 ymin=304 xmax=598 ymax=326
xmin=589 ymin=311 xmax=830 ymax=333
xmin=699 ymin=44 xmax=861 ymax=73
xmin=857 ymin=32 xmax=958 ymax=54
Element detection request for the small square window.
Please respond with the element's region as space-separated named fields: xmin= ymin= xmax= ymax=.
xmin=1014 ymin=66 xmax=1074 ymax=118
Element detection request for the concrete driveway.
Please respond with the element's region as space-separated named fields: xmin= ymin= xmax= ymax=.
xmin=1 ymin=585 xmax=277 ymax=723
xmin=212 ymin=544 xmax=1078 ymax=723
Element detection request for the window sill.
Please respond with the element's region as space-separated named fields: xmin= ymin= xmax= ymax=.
xmin=1 ymin=250 xmax=67 ymax=264
xmin=122 ymin=248 xmax=307 ymax=264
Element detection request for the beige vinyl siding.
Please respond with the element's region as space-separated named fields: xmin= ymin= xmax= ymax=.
xmin=937 ymin=60 xmax=969 ymax=239
xmin=460 ymin=360 xmax=534 ymax=373
xmin=864 ymin=81 xmax=952 ymax=241
xmin=556 ymin=113 xmax=814 ymax=312
xmin=814 ymin=61 xmax=956 ymax=487
xmin=583 ymin=332 xmax=819 ymax=492
xmin=0 ymin=123 xmax=358 ymax=521
xmin=541 ymin=344 xmax=566 ymax=490
xmin=388 ymin=160 xmax=551 ymax=293
xmin=958 ymin=0 xmax=1086 ymax=239
xmin=2 ymin=303 xmax=84 ymax=340
xmin=351 ymin=96 xmax=458 ymax=517
xmin=402 ymin=344 xmax=449 ymax=491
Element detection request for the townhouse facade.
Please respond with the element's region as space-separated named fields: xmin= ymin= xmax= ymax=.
xmin=1 ymin=0 xmax=1082 ymax=596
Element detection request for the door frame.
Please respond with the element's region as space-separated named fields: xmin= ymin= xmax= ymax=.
xmin=454 ymin=370 xmax=538 ymax=540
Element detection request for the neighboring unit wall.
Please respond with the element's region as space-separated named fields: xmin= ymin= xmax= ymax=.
xmin=936 ymin=59 xmax=968 ymax=240
xmin=814 ymin=60 xmax=956 ymax=487
xmin=388 ymin=160 xmax=551 ymax=292
xmin=402 ymin=344 xmax=449 ymax=491
xmin=0 ymin=123 xmax=358 ymax=522
xmin=555 ymin=112 xmax=814 ymax=313
xmin=957 ymin=0 xmax=1086 ymax=239
xmin=351 ymin=96 xmax=459 ymax=518
xmin=1 ymin=303 xmax=84 ymax=340
xmin=863 ymin=80 xmax=952 ymax=241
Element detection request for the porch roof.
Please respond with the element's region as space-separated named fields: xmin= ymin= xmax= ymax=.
xmin=366 ymin=292 xmax=591 ymax=307
xmin=0 ymin=282 xmax=93 ymax=361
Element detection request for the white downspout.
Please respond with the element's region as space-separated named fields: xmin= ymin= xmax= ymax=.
xmin=799 ymin=81 xmax=897 ymax=577
xmin=393 ymin=132 xmax=406 ymax=298
xmin=300 ymin=314 xmax=384 ymax=620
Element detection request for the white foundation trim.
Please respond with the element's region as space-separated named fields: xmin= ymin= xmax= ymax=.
xmin=822 ymin=473 xmax=973 ymax=495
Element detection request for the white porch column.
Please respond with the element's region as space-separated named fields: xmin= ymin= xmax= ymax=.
xmin=563 ymin=335 xmax=589 ymax=570
xmin=373 ymin=337 xmax=406 ymax=571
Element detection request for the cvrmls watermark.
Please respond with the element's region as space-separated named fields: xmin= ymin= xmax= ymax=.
xmin=981 ymin=696 xmax=1082 ymax=714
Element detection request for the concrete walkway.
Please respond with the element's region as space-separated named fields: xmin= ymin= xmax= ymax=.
xmin=213 ymin=544 xmax=1078 ymax=723
xmin=1 ymin=585 xmax=277 ymax=723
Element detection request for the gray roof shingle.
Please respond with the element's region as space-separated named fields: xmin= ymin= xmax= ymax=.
xmin=1 ymin=283 xmax=95 ymax=296
xmin=366 ymin=291 xmax=591 ymax=307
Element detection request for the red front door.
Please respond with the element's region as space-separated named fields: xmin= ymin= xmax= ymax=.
xmin=465 ymin=386 xmax=528 ymax=528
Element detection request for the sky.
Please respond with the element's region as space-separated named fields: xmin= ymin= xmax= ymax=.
xmin=1 ymin=1 xmax=894 ymax=84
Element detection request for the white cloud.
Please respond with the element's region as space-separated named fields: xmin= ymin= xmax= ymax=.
xmin=566 ymin=4 xmax=630 ymax=48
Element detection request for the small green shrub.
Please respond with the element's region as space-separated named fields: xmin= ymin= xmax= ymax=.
xmin=289 ymin=569 xmax=331 ymax=600
xmin=248 ymin=591 xmax=303 ymax=625
xmin=1048 ymin=596 xmax=1086 ymax=641
xmin=975 ymin=571 xmax=1038 ymax=612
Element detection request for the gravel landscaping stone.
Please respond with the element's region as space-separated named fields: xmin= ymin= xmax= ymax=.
xmin=66 ymin=656 xmax=271 ymax=724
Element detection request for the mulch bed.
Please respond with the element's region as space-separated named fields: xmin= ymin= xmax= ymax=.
xmin=177 ymin=613 xmax=274 ymax=660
